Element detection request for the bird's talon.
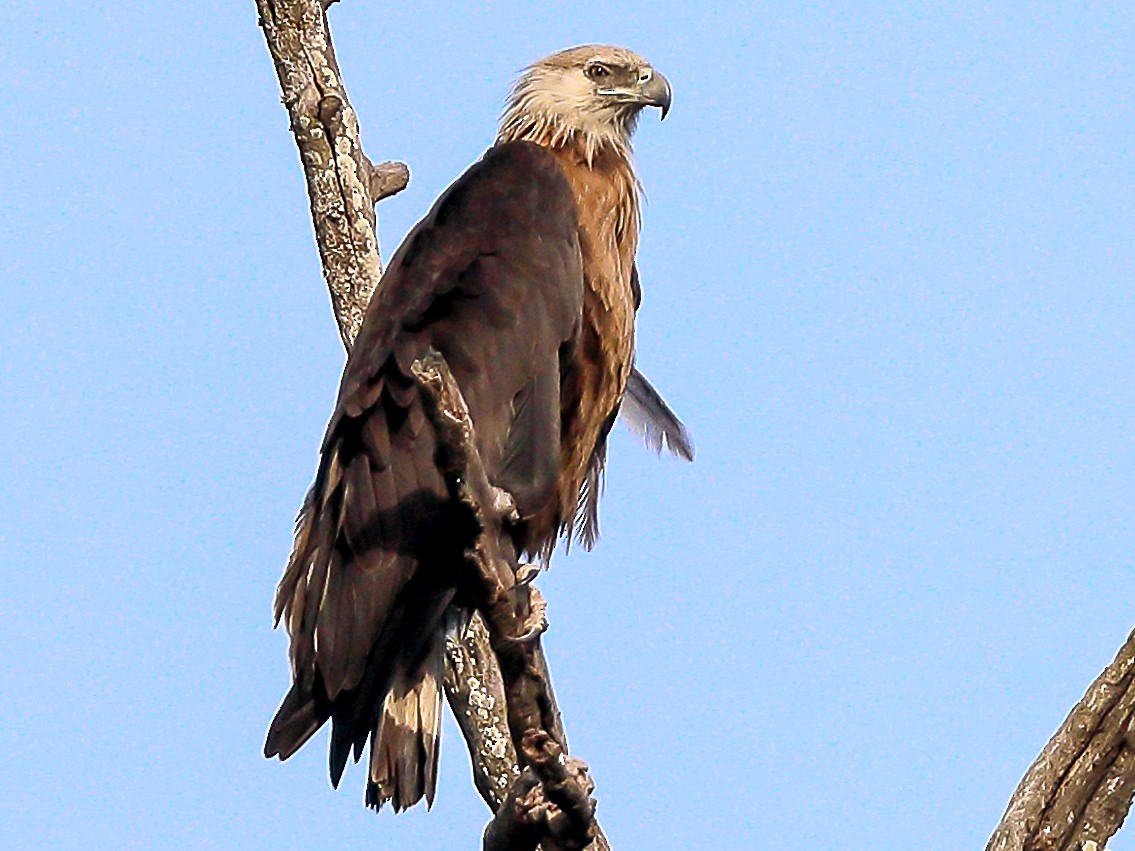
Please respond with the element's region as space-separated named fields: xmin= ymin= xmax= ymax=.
xmin=491 ymin=487 xmax=520 ymax=524
xmin=507 ymin=586 xmax=549 ymax=642
xmin=509 ymin=618 xmax=549 ymax=643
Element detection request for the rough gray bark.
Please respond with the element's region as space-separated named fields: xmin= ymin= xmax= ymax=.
xmin=443 ymin=614 xmax=521 ymax=810
xmin=987 ymin=627 xmax=1135 ymax=851
xmin=255 ymin=2 xmax=609 ymax=848
xmin=254 ymin=0 xmax=406 ymax=347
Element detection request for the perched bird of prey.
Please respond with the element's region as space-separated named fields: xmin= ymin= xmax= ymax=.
xmin=265 ymin=44 xmax=690 ymax=811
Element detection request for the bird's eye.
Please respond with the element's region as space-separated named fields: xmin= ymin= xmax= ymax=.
xmin=586 ymin=63 xmax=611 ymax=80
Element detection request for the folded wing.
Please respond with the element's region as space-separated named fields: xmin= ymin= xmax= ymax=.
xmin=265 ymin=142 xmax=584 ymax=806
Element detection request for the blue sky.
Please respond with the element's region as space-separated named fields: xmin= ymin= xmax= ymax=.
xmin=2 ymin=2 xmax=1133 ymax=849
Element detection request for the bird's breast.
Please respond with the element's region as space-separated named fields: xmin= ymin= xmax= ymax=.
xmin=540 ymin=144 xmax=641 ymax=545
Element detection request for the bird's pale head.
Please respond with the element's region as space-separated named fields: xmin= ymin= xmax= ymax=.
xmin=498 ymin=45 xmax=671 ymax=162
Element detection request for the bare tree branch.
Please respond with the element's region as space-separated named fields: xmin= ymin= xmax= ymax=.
xmin=256 ymin=3 xmax=608 ymax=847
xmin=444 ymin=614 xmax=521 ymax=809
xmin=411 ymin=352 xmax=603 ymax=850
xmin=447 ymin=618 xmax=607 ymax=850
xmin=254 ymin=0 xmax=403 ymax=347
xmin=987 ymin=627 xmax=1135 ymax=851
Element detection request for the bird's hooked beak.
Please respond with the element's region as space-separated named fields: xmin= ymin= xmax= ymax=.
xmin=638 ymin=68 xmax=672 ymax=119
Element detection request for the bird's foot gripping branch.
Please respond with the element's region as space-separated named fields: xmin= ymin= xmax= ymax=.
xmin=484 ymin=745 xmax=599 ymax=851
xmin=410 ymin=350 xmax=599 ymax=851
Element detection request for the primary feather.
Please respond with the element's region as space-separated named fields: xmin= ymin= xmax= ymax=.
xmin=621 ymin=368 xmax=695 ymax=461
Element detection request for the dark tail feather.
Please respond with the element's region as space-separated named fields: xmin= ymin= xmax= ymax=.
xmin=365 ymin=641 xmax=444 ymax=811
xmin=620 ymin=367 xmax=695 ymax=461
xmin=329 ymin=721 xmax=354 ymax=789
xmin=265 ymin=684 xmax=325 ymax=760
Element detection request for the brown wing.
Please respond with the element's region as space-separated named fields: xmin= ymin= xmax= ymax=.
xmin=265 ymin=142 xmax=584 ymax=791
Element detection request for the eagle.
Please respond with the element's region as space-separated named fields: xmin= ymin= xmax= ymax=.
xmin=265 ymin=44 xmax=690 ymax=812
